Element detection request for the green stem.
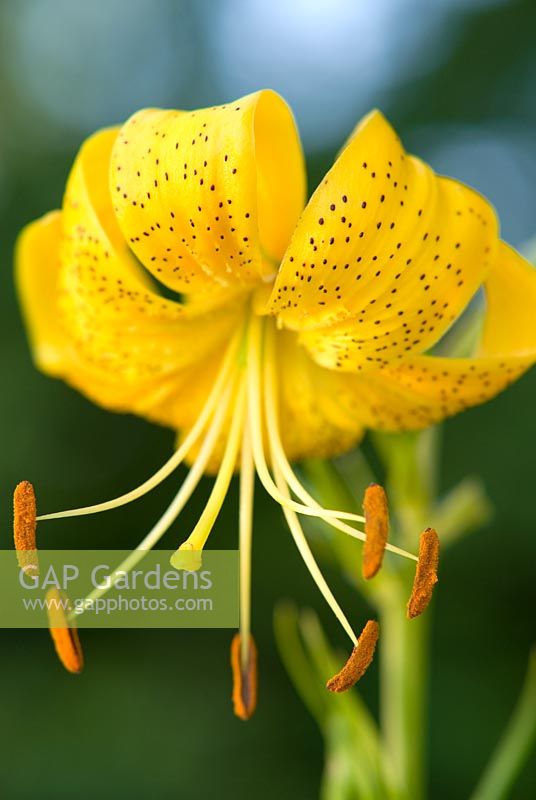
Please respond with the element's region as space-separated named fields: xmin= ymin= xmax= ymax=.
xmin=377 ymin=576 xmax=429 ymax=800
xmin=373 ymin=430 xmax=437 ymax=800
xmin=305 ymin=435 xmax=491 ymax=799
xmin=296 ymin=429 xmax=530 ymax=799
xmin=470 ymin=650 xmax=536 ymax=800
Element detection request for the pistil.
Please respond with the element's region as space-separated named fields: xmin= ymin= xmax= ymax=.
xmin=73 ymin=372 xmax=238 ymax=616
xmin=170 ymin=376 xmax=247 ymax=570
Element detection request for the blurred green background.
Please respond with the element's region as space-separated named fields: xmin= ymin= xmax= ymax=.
xmin=0 ymin=0 xmax=535 ymax=797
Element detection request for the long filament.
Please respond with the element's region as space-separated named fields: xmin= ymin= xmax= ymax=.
xmin=272 ymin=457 xmax=358 ymax=646
xmin=180 ymin=376 xmax=247 ymax=554
xmin=39 ymin=330 xmax=241 ymax=521
xmin=72 ymin=373 xmax=237 ymax=617
xmin=238 ymin=426 xmax=255 ymax=670
xmin=263 ymin=325 xmax=418 ymax=563
xmin=246 ymin=319 xmax=369 ymax=529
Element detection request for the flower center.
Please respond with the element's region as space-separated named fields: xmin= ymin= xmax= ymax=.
xmin=24 ymin=307 xmax=423 ymax=688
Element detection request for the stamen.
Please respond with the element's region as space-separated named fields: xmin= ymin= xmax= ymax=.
xmin=247 ymin=317 xmax=368 ymax=529
xmin=37 ymin=329 xmax=242 ymax=521
xmin=230 ymin=632 xmax=257 ymax=720
xmin=170 ymin=377 xmax=247 ymax=570
xmin=272 ymin=457 xmax=358 ymax=645
xmin=407 ymin=528 xmax=440 ymax=619
xmin=46 ymin=588 xmax=84 ymax=674
xmin=13 ymin=480 xmax=39 ymax=577
xmin=261 ymin=323 xmax=418 ymax=564
xmin=238 ymin=427 xmax=255 ymax=670
xmin=264 ymin=401 xmax=369 ymax=527
xmin=326 ymin=620 xmax=379 ymax=692
xmin=362 ymin=483 xmax=389 ymax=579
xmin=73 ymin=375 xmax=237 ymax=616
xmin=247 ymin=317 xmax=401 ymax=644
xmin=261 ymin=333 xmax=370 ymax=525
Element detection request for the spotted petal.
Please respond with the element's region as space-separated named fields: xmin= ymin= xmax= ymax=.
xmin=319 ymin=243 xmax=536 ymax=432
xmin=269 ymin=110 xmax=497 ymax=371
xmin=111 ymin=90 xmax=305 ymax=295
xmin=17 ymin=128 xmax=246 ymax=429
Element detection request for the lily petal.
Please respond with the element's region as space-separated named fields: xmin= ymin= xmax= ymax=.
xmin=17 ymin=128 xmax=246 ymax=428
xmin=479 ymin=242 xmax=536 ymax=357
xmin=16 ymin=210 xmax=67 ymax=376
xmin=275 ymin=331 xmax=363 ymax=460
xmin=322 ymin=243 xmax=536 ymax=431
xmin=111 ymin=90 xmax=305 ymax=294
xmin=270 ymin=110 xmax=497 ymax=371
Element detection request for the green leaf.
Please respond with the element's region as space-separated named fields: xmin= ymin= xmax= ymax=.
xmin=274 ymin=602 xmax=330 ymax=727
xmin=470 ymin=650 xmax=536 ymax=800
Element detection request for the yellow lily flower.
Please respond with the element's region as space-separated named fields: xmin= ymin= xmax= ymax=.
xmin=16 ymin=91 xmax=536 ymax=709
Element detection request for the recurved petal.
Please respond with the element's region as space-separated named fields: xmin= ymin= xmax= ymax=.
xmin=68 ymin=346 xmax=229 ymax=433
xmin=60 ymin=126 xmax=244 ymax=375
xmin=325 ymin=243 xmax=536 ymax=432
xmin=479 ymin=241 xmax=536 ymax=357
xmin=270 ymin=110 xmax=497 ymax=370
xmin=18 ymin=128 xmax=246 ymax=429
xmin=16 ymin=211 xmax=68 ymax=376
xmin=110 ymin=90 xmax=305 ymax=294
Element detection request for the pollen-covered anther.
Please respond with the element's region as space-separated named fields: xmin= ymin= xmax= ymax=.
xmin=362 ymin=483 xmax=389 ymax=579
xmin=407 ymin=528 xmax=440 ymax=619
xmin=13 ymin=480 xmax=39 ymax=577
xmin=46 ymin=588 xmax=84 ymax=674
xmin=230 ymin=632 xmax=257 ymax=720
xmin=326 ymin=620 xmax=379 ymax=692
